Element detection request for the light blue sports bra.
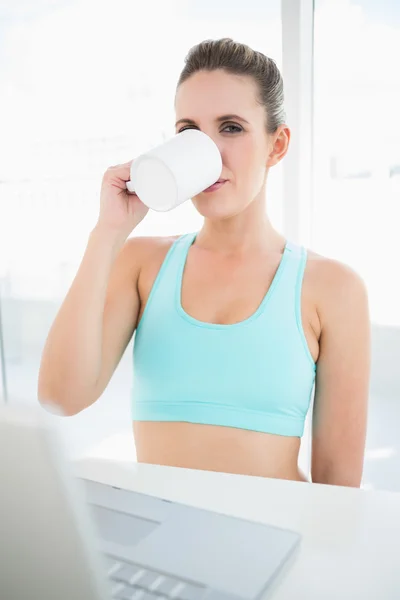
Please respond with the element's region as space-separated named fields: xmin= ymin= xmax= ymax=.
xmin=132 ymin=232 xmax=316 ymax=437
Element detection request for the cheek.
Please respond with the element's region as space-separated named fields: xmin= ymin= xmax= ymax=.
xmin=223 ymin=138 xmax=255 ymax=175
xmin=230 ymin=139 xmax=267 ymax=185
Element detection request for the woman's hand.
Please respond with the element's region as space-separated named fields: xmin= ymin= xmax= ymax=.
xmin=96 ymin=161 xmax=149 ymax=241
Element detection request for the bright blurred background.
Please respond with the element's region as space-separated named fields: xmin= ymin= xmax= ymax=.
xmin=0 ymin=0 xmax=399 ymax=490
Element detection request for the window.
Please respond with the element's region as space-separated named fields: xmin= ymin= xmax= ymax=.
xmin=313 ymin=0 xmax=400 ymax=327
xmin=313 ymin=0 xmax=400 ymax=491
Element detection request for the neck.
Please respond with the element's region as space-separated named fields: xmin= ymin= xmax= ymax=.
xmin=195 ymin=193 xmax=285 ymax=255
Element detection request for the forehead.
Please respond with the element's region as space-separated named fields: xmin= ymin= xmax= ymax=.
xmin=175 ymin=69 xmax=260 ymax=119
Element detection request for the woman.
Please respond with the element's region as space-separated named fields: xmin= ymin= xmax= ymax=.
xmin=38 ymin=38 xmax=370 ymax=487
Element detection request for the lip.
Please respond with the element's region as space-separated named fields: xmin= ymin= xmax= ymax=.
xmin=203 ymin=179 xmax=228 ymax=193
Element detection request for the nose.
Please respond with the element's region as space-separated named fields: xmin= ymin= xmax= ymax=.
xmin=203 ymin=131 xmax=226 ymax=165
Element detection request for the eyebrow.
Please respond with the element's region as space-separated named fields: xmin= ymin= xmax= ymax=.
xmin=175 ymin=114 xmax=250 ymax=127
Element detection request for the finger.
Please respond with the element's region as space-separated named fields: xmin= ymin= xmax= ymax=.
xmin=109 ymin=160 xmax=133 ymax=169
xmin=105 ymin=161 xmax=133 ymax=182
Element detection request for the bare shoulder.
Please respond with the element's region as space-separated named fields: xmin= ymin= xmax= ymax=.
xmin=304 ymin=248 xmax=369 ymax=326
xmin=119 ymin=234 xmax=181 ymax=273
xmin=305 ymin=248 xmax=366 ymax=289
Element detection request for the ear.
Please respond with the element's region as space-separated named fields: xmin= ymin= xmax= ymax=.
xmin=266 ymin=125 xmax=291 ymax=167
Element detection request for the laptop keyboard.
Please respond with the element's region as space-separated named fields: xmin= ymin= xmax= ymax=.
xmin=105 ymin=555 xmax=206 ymax=600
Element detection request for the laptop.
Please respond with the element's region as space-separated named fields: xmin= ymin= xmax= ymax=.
xmin=0 ymin=404 xmax=301 ymax=600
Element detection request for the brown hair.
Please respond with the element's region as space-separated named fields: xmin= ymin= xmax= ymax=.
xmin=176 ymin=38 xmax=286 ymax=134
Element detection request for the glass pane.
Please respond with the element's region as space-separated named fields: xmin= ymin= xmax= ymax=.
xmin=313 ymin=0 xmax=400 ymax=327
xmin=0 ymin=0 xmax=281 ymax=455
xmin=314 ymin=0 xmax=400 ymax=491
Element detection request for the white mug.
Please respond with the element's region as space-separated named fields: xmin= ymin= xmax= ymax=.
xmin=126 ymin=129 xmax=222 ymax=212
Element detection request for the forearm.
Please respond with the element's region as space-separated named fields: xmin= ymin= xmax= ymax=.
xmin=38 ymin=226 xmax=126 ymax=414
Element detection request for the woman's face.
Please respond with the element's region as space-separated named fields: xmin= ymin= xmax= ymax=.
xmin=174 ymin=69 xmax=289 ymax=220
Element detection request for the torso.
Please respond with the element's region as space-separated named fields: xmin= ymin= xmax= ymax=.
xmin=133 ymin=235 xmax=322 ymax=481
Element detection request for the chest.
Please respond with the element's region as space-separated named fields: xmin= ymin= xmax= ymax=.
xmin=138 ymin=242 xmax=320 ymax=364
xmin=180 ymin=249 xmax=282 ymax=326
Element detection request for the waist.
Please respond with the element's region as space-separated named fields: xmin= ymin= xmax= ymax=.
xmin=132 ymin=399 xmax=306 ymax=437
xmin=133 ymin=421 xmax=306 ymax=481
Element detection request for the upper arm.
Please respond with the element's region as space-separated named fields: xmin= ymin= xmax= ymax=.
xmin=311 ymin=261 xmax=371 ymax=487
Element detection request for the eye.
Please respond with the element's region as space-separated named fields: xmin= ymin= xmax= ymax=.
xmin=178 ymin=125 xmax=198 ymax=133
xmin=178 ymin=123 xmax=243 ymax=134
xmin=222 ymin=123 xmax=243 ymax=133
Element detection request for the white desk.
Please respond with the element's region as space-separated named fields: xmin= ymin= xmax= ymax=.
xmin=75 ymin=458 xmax=400 ymax=600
